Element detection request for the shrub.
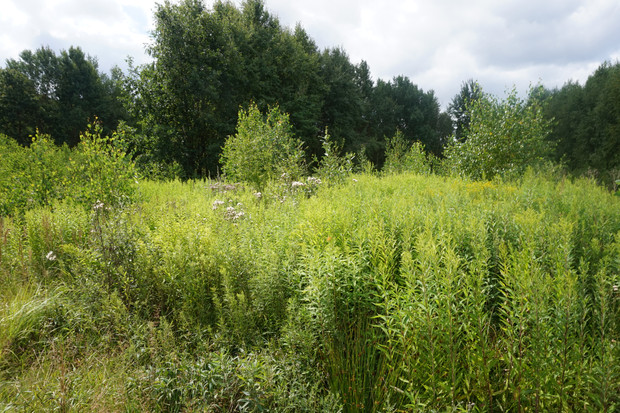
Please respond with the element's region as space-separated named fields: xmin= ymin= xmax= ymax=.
xmin=314 ymin=129 xmax=355 ymax=185
xmin=0 ymin=133 xmax=71 ymax=215
xmin=383 ymin=130 xmax=431 ymax=175
xmin=221 ymin=103 xmax=305 ymax=191
xmin=443 ymin=85 xmax=553 ymax=179
xmin=66 ymin=121 xmax=138 ymax=208
xmin=0 ymin=122 xmax=138 ymax=216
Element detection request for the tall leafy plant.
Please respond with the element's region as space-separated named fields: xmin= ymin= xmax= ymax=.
xmin=221 ymin=103 xmax=305 ymax=190
xmin=444 ymin=86 xmax=553 ymax=179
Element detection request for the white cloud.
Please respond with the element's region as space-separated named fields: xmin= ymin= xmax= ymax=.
xmin=0 ymin=0 xmax=155 ymax=71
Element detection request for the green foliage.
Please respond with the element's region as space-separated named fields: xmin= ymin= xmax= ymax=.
xmin=314 ymin=129 xmax=355 ymax=184
xmin=448 ymin=79 xmax=483 ymax=142
xmin=544 ymin=61 xmax=620 ymax=185
xmin=369 ymin=75 xmax=448 ymax=161
xmin=122 ymin=0 xmax=447 ymax=176
xmin=113 ymin=121 xmax=183 ymax=180
xmin=2 ymin=46 xmax=127 ymax=146
xmin=383 ymin=130 xmax=431 ymax=175
xmin=0 ymin=69 xmax=39 ymax=145
xmin=67 ymin=121 xmax=138 ymax=207
xmin=0 ymin=124 xmax=137 ymax=216
xmin=221 ymin=103 xmax=305 ymax=190
xmin=0 ymin=133 xmax=71 ymax=215
xmin=444 ymin=85 xmax=554 ymax=179
xmin=2 ymin=156 xmax=619 ymax=410
xmin=290 ymin=173 xmax=619 ymax=411
xmin=123 ymin=0 xmax=326 ymax=176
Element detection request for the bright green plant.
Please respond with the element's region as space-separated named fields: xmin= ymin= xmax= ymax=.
xmin=67 ymin=120 xmax=138 ymax=208
xmin=314 ymin=128 xmax=355 ymax=185
xmin=2 ymin=168 xmax=619 ymax=411
xmin=0 ymin=133 xmax=71 ymax=215
xmin=383 ymin=130 xmax=431 ymax=175
xmin=444 ymin=85 xmax=553 ymax=179
xmin=221 ymin=103 xmax=306 ymax=191
xmin=0 ymin=123 xmax=137 ymax=216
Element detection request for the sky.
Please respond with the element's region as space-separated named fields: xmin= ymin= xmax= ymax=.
xmin=1 ymin=0 xmax=620 ymax=108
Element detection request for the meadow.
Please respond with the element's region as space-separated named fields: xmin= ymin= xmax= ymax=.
xmin=1 ymin=159 xmax=619 ymax=411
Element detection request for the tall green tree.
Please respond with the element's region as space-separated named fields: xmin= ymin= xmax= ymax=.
xmin=124 ymin=0 xmax=326 ymax=176
xmin=123 ymin=0 xmax=454 ymax=176
xmin=4 ymin=47 xmax=60 ymax=138
xmin=0 ymin=69 xmax=39 ymax=145
xmin=2 ymin=46 xmax=126 ymax=146
xmin=369 ymin=75 xmax=447 ymax=163
xmin=56 ymin=47 xmax=107 ymax=145
xmin=317 ymin=48 xmax=363 ymax=153
xmin=544 ymin=61 xmax=620 ymax=181
xmin=447 ymin=79 xmax=483 ymax=142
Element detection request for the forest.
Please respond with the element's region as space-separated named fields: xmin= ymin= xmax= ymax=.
xmin=1 ymin=0 xmax=619 ymax=411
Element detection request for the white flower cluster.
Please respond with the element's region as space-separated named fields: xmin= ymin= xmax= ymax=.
xmin=291 ymin=181 xmax=306 ymax=188
xmin=213 ymin=199 xmax=245 ymax=221
xmin=307 ymin=176 xmax=322 ymax=186
xmin=224 ymin=204 xmax=245 ymax=221
xmin=46 ymin=251 xmax=57 ymax=261
xmin=93 ymin=200 xmax=105 ymax=211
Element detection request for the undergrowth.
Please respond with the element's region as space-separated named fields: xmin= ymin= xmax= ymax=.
xmin=1 ymin=171 xmax=619 ymax=411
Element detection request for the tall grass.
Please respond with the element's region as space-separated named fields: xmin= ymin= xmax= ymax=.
xmin=1 ymin=171 xmax=619 ymax=410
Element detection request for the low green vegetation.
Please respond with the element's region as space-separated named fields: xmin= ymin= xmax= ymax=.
xmin=1 ymin=146 xmax=619 ymax=410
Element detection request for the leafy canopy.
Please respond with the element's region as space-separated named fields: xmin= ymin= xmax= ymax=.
xmin=444 ymin=85 xmax=553 ymax=179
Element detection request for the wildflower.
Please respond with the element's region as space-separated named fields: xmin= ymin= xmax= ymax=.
xmin=254 ymin=192 xmax=262 ymax=199
xmin=352 ymin=178 xmax=358 ymax=182
xmin=93 ymin=200 xmax=104 ymax=211
xmin=291 ymin=181 xmax=306 ymax=188
xmin=614 ymin=285 xmax=618 ymax=292
xmin=46 ymin=251 xmax=57 ymax=261
xmin=212 ymin=200 xmax=225 ymax=210
xmin=223 ymin=206 xmax=245 ymax=221
xmin=307 ymin=176 xmax=322 ymax=185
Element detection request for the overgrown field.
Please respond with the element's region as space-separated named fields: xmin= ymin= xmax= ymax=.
xmin=1 ymin=171 xmax=619 ymax=411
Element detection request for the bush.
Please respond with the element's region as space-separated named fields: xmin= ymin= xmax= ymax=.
xmin=67 ymin=121 xmax=138 ymax=208
xmin=443 ymin=85 xmax=553 ymax=179
xmin=314 ymin=129 xmax=355 ymax=185
xmin=383 ymin=130 xmax=431 ymax=175
xmin=221 ymin=103 xmax=306 ymax=191
xmin=0 ymin=133 xmax=71 ymax=215
xmin=0 ymin=122 xmax=138 ymax=216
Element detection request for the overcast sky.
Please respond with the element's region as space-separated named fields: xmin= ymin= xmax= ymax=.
xmin=2 ymin=0 xmax=619 ymax=108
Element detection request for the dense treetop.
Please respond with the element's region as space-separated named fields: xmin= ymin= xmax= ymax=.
xmin=0 ymin=46 xmax=127 ymax=146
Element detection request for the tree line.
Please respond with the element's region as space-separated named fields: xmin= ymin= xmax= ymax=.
xmin=0 ymin=47 xmax=127 ymax=147
xmin=1 ymin=0 xmax=619 ymax=183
